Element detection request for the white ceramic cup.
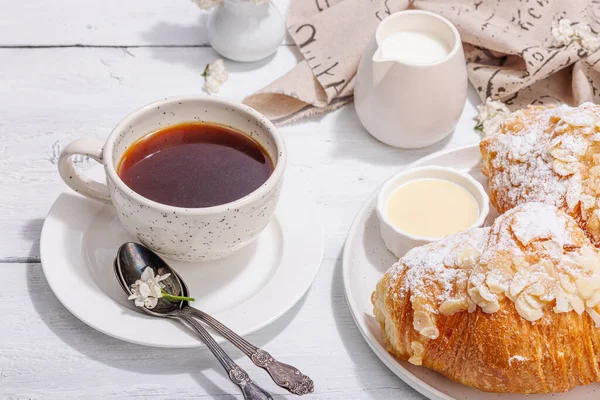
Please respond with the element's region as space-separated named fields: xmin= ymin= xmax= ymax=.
xmin=58 ymin=95 xmax=287 ymax=262
xmin=354 ymin=10 xmax=468 ymax=148
xmin=376 ymin=166 xmax=489 ymax=258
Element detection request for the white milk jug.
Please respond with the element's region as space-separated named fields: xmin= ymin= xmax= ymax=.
xmin=354 ymin=10 xmax=468 ymax=149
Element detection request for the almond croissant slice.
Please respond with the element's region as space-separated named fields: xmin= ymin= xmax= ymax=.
xmin=480 ymin=102 xmax=600 ymax=246
xmin=372 ymin=202 xmax=600 ymax=393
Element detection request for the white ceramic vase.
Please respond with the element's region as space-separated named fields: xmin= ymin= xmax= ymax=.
xmin=208 ymin=0 xmax=285 ymax=62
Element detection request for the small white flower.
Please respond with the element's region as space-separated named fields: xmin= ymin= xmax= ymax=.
xmin=575 ymin=24 xmax=600 ymax=52
xmin=552 ymin=19 xmax=576 ymax=47
xmin=475 ymin=98 xmax=511 ymax=137
xmin=552 ymin=19 xmax=600 ymax=52
xmin=191 ymin=0 xmax=268 ymax=11
xmin=128 ymin=267 xmax=171 ymax=309
xmin=191 ymin=0 xmax=223 ymax=10
xmin=575 ymin=24 xmax=593 ymax=40
xmin=203 ymin=58 xmax=229 ymax=94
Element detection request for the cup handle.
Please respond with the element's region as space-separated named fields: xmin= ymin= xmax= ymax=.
xmin=58 ymin=138 xmax=111 ymax=203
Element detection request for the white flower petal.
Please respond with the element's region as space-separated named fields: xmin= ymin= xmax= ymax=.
xmin=203 ymin=59 xmax=229 ymax=94
xmin=575 ymin=24 xmax=592 ymax=38
xmin=127 ymin=268 xmax=173 ymax=308
xmin=141 ymin=267 xmax=155 ymax=281
xmin=145 ymin=297 xmax=158 ymax=309
xmin=191 ymin=0 xmax=223 ymax=10
xmin=582 ymin=36 xmax=600 ymax=52
xmin=573 ymin=24 xmax=600 ymax=52
xmin=139 ymin=282 xmax=151 ymax=298
xmin=552 ymin=19 xmax=575 ymax=47
xmin=158 ymin=273 xmax=171 ymax=282
xmin=475 ymin=98 xmax=510 ymax=137
xmin=151 ymin=283 xmax=163 ymax=298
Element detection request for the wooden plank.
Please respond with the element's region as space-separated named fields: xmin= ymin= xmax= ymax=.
xmin=0 ymin=0 xmax=291 ymax=46
xmin=0 ymin=262 xmax=425 ymax=399
xmin=0 ymin=46 xmax=481 ymax=261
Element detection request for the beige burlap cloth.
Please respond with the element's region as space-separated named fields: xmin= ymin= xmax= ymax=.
xmin=243 ymin=0 xmax=600 ymax=125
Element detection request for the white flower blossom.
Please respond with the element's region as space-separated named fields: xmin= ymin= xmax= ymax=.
xmin=191 ymin=0 xmax=270 ymax=11
xmin=552 ymin=19 xmax=576 ymax=47
xmin=475 ymin=98 xmax=511 ymax=137
xmin=203 ymin=58 xmax=229 ymax=94
xmin=191 ymin=0 xmax=223 ymax=10
xmin=552 ymin=19 xmax=600 ymax=53
xmin=575 ymin=24 xmax=600 ymax=52
xmin=128 ymin=267 xmax=171 ymax=309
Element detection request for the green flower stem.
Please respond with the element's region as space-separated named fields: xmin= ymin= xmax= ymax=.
xmin=161 ymin=290 xmax=195 ymax=303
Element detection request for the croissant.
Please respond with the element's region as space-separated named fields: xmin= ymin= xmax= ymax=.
xmin=372 ymin=202 xmax=600 ymax=393
xmin=480 ymin=102 xmax=600 ymax=246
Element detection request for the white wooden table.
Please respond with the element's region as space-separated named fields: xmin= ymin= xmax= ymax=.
xmin=0 ymin=1 xmax=482 ymax=398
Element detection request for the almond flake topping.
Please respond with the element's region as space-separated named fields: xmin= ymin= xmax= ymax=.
xmin=481 ymin=103 xmax=600 ymax=243
xmin=386 ymin=203 xmax=600 ymax=365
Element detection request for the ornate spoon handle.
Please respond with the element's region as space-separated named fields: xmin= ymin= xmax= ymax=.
xmin=183 ymin=306 xmax=314 ymax=395
xmin=176 ymin=311 xmax=273 ymax=400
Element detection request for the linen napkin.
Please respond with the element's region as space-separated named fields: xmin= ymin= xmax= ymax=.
xmin=243 ymin=0 xmax=600 ymax=125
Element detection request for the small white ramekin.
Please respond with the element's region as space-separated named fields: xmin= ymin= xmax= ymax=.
xmin=376 ymin=166 xmax=490 ymax=258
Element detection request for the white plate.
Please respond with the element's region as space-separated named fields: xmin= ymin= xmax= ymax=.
xmin=41 ymin=166 xmax=324 ymax=348
xmin=342 ymin=144 xmax=599 ymax=400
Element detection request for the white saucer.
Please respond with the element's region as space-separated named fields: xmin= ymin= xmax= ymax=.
xmin=41 ymin=166 xmax=324 ymax=348
xmin=343 ymin=144 xmax=598 ymax=400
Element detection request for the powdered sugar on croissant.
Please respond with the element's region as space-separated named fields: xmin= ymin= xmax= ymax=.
xmin=474 ymin=202 xmax=600 ymax=325
xmin=372 ymin=202 xmax=600 ymax=393
xmin=480 ymin=102 xmax=600 ymax=245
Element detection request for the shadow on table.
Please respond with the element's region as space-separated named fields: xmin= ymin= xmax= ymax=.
xmin=139 ymin=16 xmax=212 ymax=75
xmin=322 ymin=104 xmax=455 ymax=167
xmin=25 ymin=219 xmax=300 ymax=398
xmin=21 ymin=218 xmax=44 ymax=262
xmin=139 ymin=17 xmax=290 ymax=75
xmin=141 ymin=15 xmax=210 ymax=47
xmin=328 ymin=250 xmax=426 ymax=399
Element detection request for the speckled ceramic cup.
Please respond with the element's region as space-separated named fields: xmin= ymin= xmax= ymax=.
xmin=58 ymin=95 xmax=287 ymax=262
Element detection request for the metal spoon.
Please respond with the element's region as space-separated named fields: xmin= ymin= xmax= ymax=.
xmin=171 ymin=265 xmax=314 ymax=396
xmin=114 ymin=243 xmax=273 ymax=400
xmin=115 ymin=242 xmax=314 ymax=396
